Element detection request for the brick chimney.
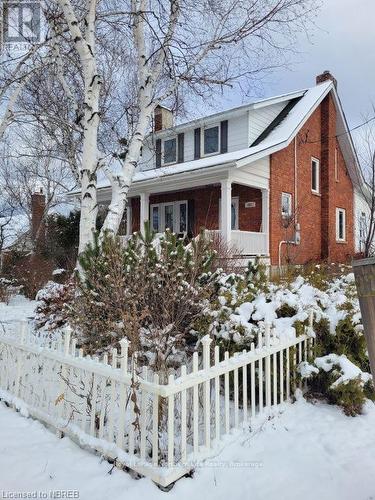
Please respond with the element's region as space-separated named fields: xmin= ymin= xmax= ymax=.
xmin=31 ymin=189 xmax=46 ymax=247
xmin=154 ymin=105 xmax=173 ymax=132
xmin=316 ymin=70 xmax=337 ymax=89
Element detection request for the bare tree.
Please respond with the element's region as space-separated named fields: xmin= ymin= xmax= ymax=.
xmin=7 ymin=0 xmax=320 ymax=255
xmin=355 ymin=115 xmax=375 ymax=257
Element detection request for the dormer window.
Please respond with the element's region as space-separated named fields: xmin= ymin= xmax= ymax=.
xmin=163 ymin=138 xmax=177 ymax=165
xmin=202 ymin=125 xmax=220 ymax=156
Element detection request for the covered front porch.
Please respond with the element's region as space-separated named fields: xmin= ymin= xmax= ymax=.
xmin=122 ymin=175 xmax=269 ymax=257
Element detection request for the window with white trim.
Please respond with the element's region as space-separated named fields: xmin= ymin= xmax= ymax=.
xmin=150 ymin=200 xmax=188 ymax=234
xmin=202 ymin=125 xmax=220 ymax=156
xmin=163 ymin=138 xmax=177 ymax=165
xmin=336 ymin=208 xmax=346 ymax=242
xmin=311 ymin=157 xmax=320 ymax=193
xmin=219 ymin=197 xmax=239 ymax=230
xmin=359 ymin=211 xmax=367 ymax=243
xmin=281 ymin=192 xmax=292 ymax=218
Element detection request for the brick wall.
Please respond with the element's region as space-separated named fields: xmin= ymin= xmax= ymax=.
xmin=269 ymin=94 xmax=354 ymax=265
xmin=130 ymin=184 xmax=263 ymax=234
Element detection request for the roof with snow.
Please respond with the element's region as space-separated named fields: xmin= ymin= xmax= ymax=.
xmin=72 ymin=78 xmax=360 ymax=196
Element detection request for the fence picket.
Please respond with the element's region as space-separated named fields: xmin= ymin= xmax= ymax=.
xmin=202 ymin=336 xmax=212 ymax=449
xmin=107 ymin=348 xmax=117 ymax=442
xmin=167 ymin=374 xmax=175 ymax=467
xmin=214 ymin=346 xmax=220 ymax=440
xmin=152 ymin=373 xmax=159 ymax=467
xmin=181 ymin=366 xmax=187 ymax=463
xmin=242 ymin=350 xmax=248 ymax=423
xmin=250 ymin=344 xmax=256 ymax=418
xmin=140 ymin=366 xmax=148 ymax=460
xmin=193 ymin=352 xmax=199 ymax=454
xmin=224 ymin=351 xmax=230 ymax=434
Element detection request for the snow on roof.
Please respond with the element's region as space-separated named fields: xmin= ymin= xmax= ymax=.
xmin=94 ymin=80 xmax=333 ymax=189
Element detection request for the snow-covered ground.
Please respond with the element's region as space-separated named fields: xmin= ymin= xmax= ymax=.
xmin=0 ymin=395 xmax=374 ymax=500
xmin=0 ymin=294 xmax=36 ymax=324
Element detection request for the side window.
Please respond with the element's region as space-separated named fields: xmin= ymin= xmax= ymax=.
xmin=311 ymin=158 xmax=320 ymax=194
xmin=281 ymin=192 xmax=292 ymax=218
xmin=336 ymin=208 xmax=346 ymax=242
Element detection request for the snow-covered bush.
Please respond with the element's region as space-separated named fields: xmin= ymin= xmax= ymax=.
xmin=34 ymin=280 xmax=75 ymax=333
xmin=68 ymin=226 xmax=219 ymax=378
xmin=300 ymin=354 xmax=374 ymax=416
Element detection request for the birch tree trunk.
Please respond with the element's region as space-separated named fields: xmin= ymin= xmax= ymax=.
xmin=58 ymin=0 xmax=101 ymax=253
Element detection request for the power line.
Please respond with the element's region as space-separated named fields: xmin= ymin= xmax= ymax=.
xmin=303 ymin=115 xmax=375 ymax=145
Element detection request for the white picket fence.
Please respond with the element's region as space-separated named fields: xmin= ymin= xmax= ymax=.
xmin=0 ymin=316 xmax=315 ymax=487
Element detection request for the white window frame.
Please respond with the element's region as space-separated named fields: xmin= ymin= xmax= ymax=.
xmin=219 ymin=196 xmax=239 ymax=231
xmin=281 ymin=192 xmax=292 ymax=218
xmin=359 ymin=211 xmax=367 ymax=242
xmin=201 ymin=124 xmax=220 ymax=157
xmin=311 ymin=157 xmax=320 ymax=194
xmin=162 ymin=137 xmax=177 ymax=166
xmin=336 ymin=207 xmax=346 ymax=242
xmin=150 ymin=200 xmax=188 ymax=234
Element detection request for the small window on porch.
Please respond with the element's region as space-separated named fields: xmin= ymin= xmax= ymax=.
xmin=150 ymin=201 xmax=188 ymax=234
xmin=219 ymin=197 xmax=239 ymax=230
xmin=151 ymin=205 xmax=160 ymax=232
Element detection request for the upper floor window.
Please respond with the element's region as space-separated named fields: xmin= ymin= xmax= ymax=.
xmin=335 ymin=148 xmax=339 ymax=182
xmin=203 ymin=125 xmax=220 ymax=156
xmin=281 ymin=192 xmax=292 ymax=218
xmin=311 ymin=157 xmax=320 ymax=194
xmin=163 ymin=138 xmax=177 ymax=165
xmin=336 ymin=207 xmax=346 ymax=242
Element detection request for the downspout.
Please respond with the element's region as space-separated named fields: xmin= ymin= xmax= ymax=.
xmin=278 ymin=137 xmax=301 ymax=270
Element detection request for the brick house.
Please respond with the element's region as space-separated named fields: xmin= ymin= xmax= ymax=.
xmin=95 ymin=72 xmax=368 ymax=266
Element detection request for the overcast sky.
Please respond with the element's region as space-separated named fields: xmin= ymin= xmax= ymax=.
xmin=217 ymin=0 xmax=375 ymax=144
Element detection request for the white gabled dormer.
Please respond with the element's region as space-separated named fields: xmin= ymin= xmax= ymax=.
xmin=139 ymin=93 xmax=304 ymax=173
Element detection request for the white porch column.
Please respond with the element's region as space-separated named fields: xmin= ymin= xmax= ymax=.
xmin=126 ymin=199 xmax=132 ymax=236
xmin=140 ymin=193 xmax=149 ymax=235
xmin=261 ymin=189 xmax=270 ymax=254
xmin=221 ymin=179 xmax=232 ymax=244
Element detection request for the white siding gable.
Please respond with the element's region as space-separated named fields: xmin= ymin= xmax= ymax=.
xmin=248 ymin=101 xmax=288 ymax=145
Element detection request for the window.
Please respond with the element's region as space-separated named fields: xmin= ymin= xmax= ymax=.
xmin=203 ymin=125 xmax=219 ymax=156
xmin=164 ymin=204 xmax=174 ymax=230
xmin=335 ymin=148 xmax=339 ymax=182
xmin=336 ymin=208 xmax=346 ymax=242
xmin=163 ymin=138 xmax=177 ymax=164
xmin=151 ymin=205 xmax=160 ymax=232
xmin=150 ymin=201 xmax=188 ymax=234
xmin=311 ymin=158 xmax=320 ymax=193
xmin=359 ymin=211 xmax=367 ymax=242
xmin=281 ymin=192 xmax=292 ymax=218
xmin=219 ymin=197 xmax=239 ymax=230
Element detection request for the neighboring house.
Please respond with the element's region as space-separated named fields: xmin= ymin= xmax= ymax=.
xmin=0 ymin=193 xmax=45 ymax=269
xmin=92 ymin=71 xmax=368 ymax=266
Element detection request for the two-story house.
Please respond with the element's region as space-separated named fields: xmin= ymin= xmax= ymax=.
xmin=95 ymin=71 xmax=369 ymax=266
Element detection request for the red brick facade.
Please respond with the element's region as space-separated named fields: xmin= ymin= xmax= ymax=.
xmin=130 ymin=184 xmax=263 ymax=234
xmin=269 ymin=94 xmax=354 ymax=265
xmin=129 ymin=94 xmax=355 ymax=266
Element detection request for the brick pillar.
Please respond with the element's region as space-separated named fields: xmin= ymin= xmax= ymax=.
xmin=31 ymin=191 xmax=46 ymax=248
xmin=320 ymin=94 xmax=336 ymax=261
